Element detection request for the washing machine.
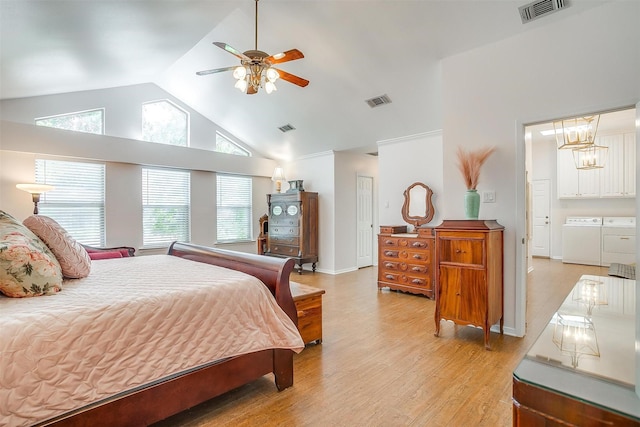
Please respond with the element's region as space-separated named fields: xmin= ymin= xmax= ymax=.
xmin=601 ymin=216 xmax=636 ymax=266
xmin=562 ymin=216 xmax=602 ymax=266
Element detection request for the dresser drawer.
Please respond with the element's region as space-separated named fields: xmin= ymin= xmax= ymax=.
xmin=270 ymin=217 xmax=299 ymax=227
xmin=438 ymin=235 xmax=485 ymax=267
xmin=378 ymin=271 xmax=432 ymax=289
xmin=268 ymin=235 xmax=299 ymax=246
xmin=269 ymin=244 xmax=300 ymax=257
xmin=270 ymin=226 xmax=299 ymax=236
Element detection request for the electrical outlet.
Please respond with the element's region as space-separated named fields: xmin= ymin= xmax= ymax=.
xmin=482 ymin=191 xmax=496 ymax=203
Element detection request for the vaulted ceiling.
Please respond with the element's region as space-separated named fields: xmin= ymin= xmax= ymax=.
xmin=0 ymin=0 xmax=607 ymax=160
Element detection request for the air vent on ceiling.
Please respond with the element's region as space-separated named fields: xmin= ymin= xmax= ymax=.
xmin=519 ymin=0 xmax=567 ymax=24
xmin=278 ymin=124 xmax=296 ymax=133
xmin=365 ymin=94 xmax=392 ymax=108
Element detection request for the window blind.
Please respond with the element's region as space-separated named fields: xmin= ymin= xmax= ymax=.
xmin=35 ymin=159 xmax=106 ymax=246
xmin=142 ymin=168 xmax=190 ymax=247
xmin=216 ymin=174 xmax=252 ymax=242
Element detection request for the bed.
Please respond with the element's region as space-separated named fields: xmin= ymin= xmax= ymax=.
xmin=0 ymin=241 xmax=303 ymax=427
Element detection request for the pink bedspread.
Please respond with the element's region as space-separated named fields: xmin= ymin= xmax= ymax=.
xmin=0 ymin=255 xmax=304 ymax=426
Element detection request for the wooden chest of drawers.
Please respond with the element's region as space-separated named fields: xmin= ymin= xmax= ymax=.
xmin=377 ymin=227 xmax=435 ymax=297
xmin=290 ymin=282 xmax=325 ymax=345
xmin=266 ymin=192 xmax=318 ymax=273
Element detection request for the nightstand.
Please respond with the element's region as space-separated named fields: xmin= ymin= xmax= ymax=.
xmin=290 ymin=282 xmax=325 ymax=345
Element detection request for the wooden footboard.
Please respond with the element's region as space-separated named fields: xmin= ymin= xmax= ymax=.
xmin=42 ymin=243 xmax=297 ymax=427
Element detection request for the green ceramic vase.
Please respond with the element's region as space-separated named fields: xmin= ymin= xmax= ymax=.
xmin=464 ymin=189 xmax=480 ymax=220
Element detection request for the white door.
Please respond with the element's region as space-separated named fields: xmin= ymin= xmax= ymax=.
xmin=356 ymin=175 xmax=373 ymax=268
xmin=532 ymin=179 xmax=551 ymax=257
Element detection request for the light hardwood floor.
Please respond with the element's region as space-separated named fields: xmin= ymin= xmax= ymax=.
xmin=154 ymin=258 xmax=609 ymax=427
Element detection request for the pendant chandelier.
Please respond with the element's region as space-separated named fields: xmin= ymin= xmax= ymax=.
xmin=554 ymin=115 xmax=600 ymax=150
xmin=572 ymin=144 xmax=609 ymax=170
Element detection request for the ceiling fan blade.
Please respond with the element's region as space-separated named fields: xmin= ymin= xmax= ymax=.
xmin=213 ymin=42 xmax=251 ymax=61
xmin=274 ymin=68 xmax=309 ymax=87
xmin=266 ymin=49 xmax=304 ymax=65
xmin=196 ymin=66 xmax=235 ymax=76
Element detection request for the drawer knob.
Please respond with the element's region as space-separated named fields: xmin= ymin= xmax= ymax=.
xmin=411 ymin=279 xmax=424 ymax=285
xmin=413 ymin=254 xmax=422 ymax=259
xmin=385 ymin=240 xmax=394 ymax=245
xmin=384 ymin=263 xmax=394 ymax=268
xmin=455 ymin=249 xmax=465 ymax=254
xmin=385 ymin=274 xmax=395 ymax=280
xmin=384 ymin=251 xmax=397 ymax=257
xmin=412 ymin=242 xmax=425 ymax=248
xmin=411 ymin=266 xmax=423 ymax=272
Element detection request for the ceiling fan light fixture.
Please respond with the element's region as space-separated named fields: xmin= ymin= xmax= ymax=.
xmin=265 ymin=81 xmax=277 ymax=94
xmin=235 ymin=79 xmax=248 ymax=93
xmin=266 ymin=68 xmax=279 ymax=82
xmin=233 ymin=66 xmax=247 ymax=80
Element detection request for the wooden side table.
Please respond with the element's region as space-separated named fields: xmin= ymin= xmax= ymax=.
xmin=290 ymin=282 xmax=325 ymax=345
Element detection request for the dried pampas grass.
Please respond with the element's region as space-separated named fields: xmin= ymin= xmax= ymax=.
xmin=456 ymin=146 xmax=496 ymax=190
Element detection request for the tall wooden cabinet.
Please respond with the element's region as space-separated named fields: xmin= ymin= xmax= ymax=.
xmin=266 ymin=192 xmax=318 ymax=274
xmin=434 ymin=220 xmax=504 ymax=349
xmin=377 ymin=226 xmax=435 ymax=297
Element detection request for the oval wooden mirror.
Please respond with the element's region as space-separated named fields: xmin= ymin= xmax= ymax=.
xmin=401 ymin=182 xmax=435 ymax=228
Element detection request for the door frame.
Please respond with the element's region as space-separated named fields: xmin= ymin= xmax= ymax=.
xmin=516 ymin=102 xmax=639 ymax=339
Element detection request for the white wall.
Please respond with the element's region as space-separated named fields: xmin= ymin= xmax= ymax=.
xmin=0 ymin=84 xmax=279 ymax=252
xmin=0 ymin=83 xmax=256 ymax=156
xmin=441 ymin=0 xmax=640 ymax=336
xmin=285 ymin=152 xmax=335 ymax=273
xmin=334 ymin=151 xmax=379 ymax=273
xmin=378 ymin=131 xmax=444 ymax=230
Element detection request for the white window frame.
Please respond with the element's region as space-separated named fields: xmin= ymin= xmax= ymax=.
xmin=216 ymin=174 xmax=253 ymax=243
xmin=215 ymin=132 xmax=251 ymax=157
xmin=35 ymin=159 xmax=106 ymax=246
xmin=142 ymin=167 xmax=191 ymax=248
xmin=35 ymin=108 xmax=105 ymax=135
xmin=141 ymin=99 xmax=190 ymax=147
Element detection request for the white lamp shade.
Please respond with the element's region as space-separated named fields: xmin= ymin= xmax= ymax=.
xmin=16 ymin=183 xmax=55 ymax=194
xmin=266 ymin=68 xmax=279 ymax=82
xmin=233 ymin=66 xmax=247 ymax=80
xmin=265 ymin=81 xmax=277 ymax=94
xmin=234 ymin=79 xmax=248 ymax=93
xmin=271 ymin=167 xmax=286 ymax=182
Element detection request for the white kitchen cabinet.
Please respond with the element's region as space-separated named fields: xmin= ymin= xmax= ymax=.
xmin=556 ymin=148 xmax=600 ymax=198
xmin=599 ymin=133 xmax=635 ymax=198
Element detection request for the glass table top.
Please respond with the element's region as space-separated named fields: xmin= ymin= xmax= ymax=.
xmin=525 ymin=274 xmax=636 ymax=387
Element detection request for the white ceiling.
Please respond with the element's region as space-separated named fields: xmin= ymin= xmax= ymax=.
xmin=0 ymin=0 xmax=609 ymax=160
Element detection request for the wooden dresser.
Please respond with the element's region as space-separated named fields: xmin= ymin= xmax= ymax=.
xmin=266 ymin=191 xmax=318 ymax=274
xmin=434 ymin=219 xmax=504 ymax=349
xmin=377 ymin=225 xmax=435 ymax=298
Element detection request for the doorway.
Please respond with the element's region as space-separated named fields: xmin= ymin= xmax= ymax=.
xmin=519 ymin=105 xmax=638 ymax=336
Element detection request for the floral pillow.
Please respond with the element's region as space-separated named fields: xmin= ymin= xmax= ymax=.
xmin=23 ymin=215 xmax=91 ymax=279
xmin=0 ymin=210 xmax=63 ymax=297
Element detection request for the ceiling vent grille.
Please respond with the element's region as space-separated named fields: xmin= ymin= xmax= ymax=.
xmin=365 ymin=94 xmax=392 ymax=108
xmin=519 ymin=0 xmax=567 ymax=24
xmin=278 ymin=124 xmax=296 ymax=133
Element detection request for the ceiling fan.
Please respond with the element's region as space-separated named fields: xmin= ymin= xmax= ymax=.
xmin=196 ymin=0 xmax=309 ymax=95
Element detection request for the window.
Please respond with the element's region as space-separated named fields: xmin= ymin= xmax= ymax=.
xmin=216 ymin=175 xmax=252 ymax=242
xmin=35 ymin=159 xmax=106 ymax=246
xmin=142 ymin=168 xmax=190 ymax=247
xmin=215 ymin=132 xmax=250 ymax=156
xmin=35 ymin=109 xmax=104 ymax=135
xmin=142 ymin=100 xmax=189 ymax=146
